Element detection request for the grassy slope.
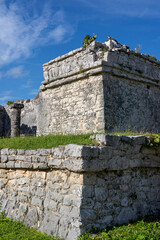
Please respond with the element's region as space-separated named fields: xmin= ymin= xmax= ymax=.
xmin=0 ymin=132 xmax=159 ymax=150
xmin=0 ymin=215 xmax=160 ymax=240
xmin=0 ymin=214 xmax=61 ymax=240
xmin=0 ymin=134 xmax=95 ymax=150
xmin=79 ymin=220 xmax=160 ymax=240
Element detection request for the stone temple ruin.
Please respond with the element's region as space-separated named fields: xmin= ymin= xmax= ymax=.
xmin=0 ymin=38 xmax=160 ymax=137
xmin=0 ymin=39 xmax=160 ymax=240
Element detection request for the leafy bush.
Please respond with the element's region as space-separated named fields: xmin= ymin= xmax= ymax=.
xmin=78 ymin=220 xmax=160 ymax=240
xmin=7 ymin=101 xmax=14 ymax=106
xmin=149 ymin=55 xmax=157 ymax=61
xmin=83 ymin=34 xmax=97 ymax=48
xmin=147 ymin=134 xmax=160 ymax=148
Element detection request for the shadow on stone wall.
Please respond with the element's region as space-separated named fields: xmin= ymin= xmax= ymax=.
xmin=20 ymin=124 xmax=37 ymax=136
xmin=0 ymin=107 xmax=11 ymax=137
xmin=79 ymin=137 xmax=160 ymax=236
xmin=3 ymin=108 xmax=11 ymax=137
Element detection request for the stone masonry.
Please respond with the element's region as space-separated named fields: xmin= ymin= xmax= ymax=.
xmin=36 ymin=40 xmax=160 ymax=135
xmin=0 ymin=39 xmax=160 ymax=137
xmin=0 ymin=135 xmax=160 ymax=239
xmin=0 ymin=103 xmax=24 ymax=137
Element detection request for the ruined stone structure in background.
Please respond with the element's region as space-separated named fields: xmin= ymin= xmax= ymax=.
xmin=0 ymin=39 xmax=160 ymax=137
xmin=0 ymin=106 xmax=4 ymax=137
xmin=0 ymin=103 xmax=24 ymax=137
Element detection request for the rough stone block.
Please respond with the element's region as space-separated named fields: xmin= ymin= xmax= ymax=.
xmin=1 ymin=155 xmax=8 ymax=163
xmin=44 ymin=198 xmax=57 ymax=211
xmin=48 ymin=159 xmax=61 ymax=167
xmin=6 ymin=161 xmax=15 ymax=168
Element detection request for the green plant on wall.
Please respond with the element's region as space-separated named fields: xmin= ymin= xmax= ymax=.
xmin=149 ymin=55 xmax=157 ymax=61
xmin=100 ymin=48 xmax=108 ymax=56
xmin=7 ymin=101 xmax=14 ymax=106
xmin=82 ymin=33 xmax=98 ymax=48
xmin=147 ymin=135 xmax=160 ymax=148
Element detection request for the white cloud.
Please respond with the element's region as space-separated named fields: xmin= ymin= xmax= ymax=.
xmin=76 ymin=0 xmax=160 ymax=18
xmin=0 ymin=90 xmax=13 ymax=106
xmin=0 ymin=0 xmax=74 ymax=66
xmin=48 ymin=25 xmax=69 ymax=43
xmin=21 ymin=79 xmax=32 ymax=89
xmin=6 ymin=65 xmax=28 ymax=79
xmin=30 ymin=89 xmax=39 ymax=96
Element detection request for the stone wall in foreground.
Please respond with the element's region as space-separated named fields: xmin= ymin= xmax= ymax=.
xmin=0 ymin=135 xmax=160 ymax=239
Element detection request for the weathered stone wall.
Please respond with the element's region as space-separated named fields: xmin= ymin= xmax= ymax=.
xmin=4 ymin=103 xmax=24 ymax=137
xmin=37 ymin=75 xmax=104 ymax=135
xmin=38 ymin=40 xmax=160 ymax=135
xmin=0 ymin=135 xmax=160 ymax=239
xmin=37 ymin=42 xmax=106 ymax=135
xmin=0 ymin=103 xmax=24 ymax=137
xmin=16 ymin=99 xmax=38 ymax=136
xmin=102 ymin=50 xmax=160 ymax=132
xmin=0 ymin=106 xmax=4 ymax=136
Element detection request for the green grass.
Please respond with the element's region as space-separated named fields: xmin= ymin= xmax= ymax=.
xmin=0 ymin=132 xmax=160 ymax=150
xmin=1 ymin=214 xmax=160 ymax=240
xmin=0 ymin=213 xmax=61 ymax=240
xmin=0 ymin=134 xmax=96 ymax=150
xmin=79 ymin=219 xmax=160 ymax=240
xmin=105 ymin=130 xmax=159 ymax=137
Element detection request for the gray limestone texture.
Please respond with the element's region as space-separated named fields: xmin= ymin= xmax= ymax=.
xmin=36 ymin=40 xmax=160 ymax=135
xmin=0 ymin=134 xmax=160 ymax=239
xmin=5 ymin=103 xmax=24 ymax=137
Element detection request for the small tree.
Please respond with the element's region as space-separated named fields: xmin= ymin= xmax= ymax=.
xmin=82 ymin=33 xmax=97 ymax=48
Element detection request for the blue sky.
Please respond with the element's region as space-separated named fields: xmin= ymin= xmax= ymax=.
xmin=0 ymin=0 xmax=160 ymax=105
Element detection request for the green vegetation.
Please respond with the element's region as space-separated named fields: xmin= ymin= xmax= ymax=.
xmin=2 ymin=213 xmax=160 ymax=240
xmin=149 ymin=55 xmax=157 ymax=61
xmin=100 ymin=48 xmax=108 ymax=56
xmin=83 ymin=34 xmax=97 ymax=48
xmin=0 ymin=212 xmax=61 ymax=240
xmin=78 ymin=219 xmax=160 ymax=240
xmin=0 ymin=132 xmax=160 ymax=149
xmin=0 ymin=134 xmax=96 ymax=149
xmin=147 ymin=134 xmax=160 ymax=148
xmin=7 ymin=101 xmax=14 ymax=106
xmin=105 ymin=130 xmax=149 ymax=136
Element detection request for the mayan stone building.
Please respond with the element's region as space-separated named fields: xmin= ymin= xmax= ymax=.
xmin=36 ymin=39 xmax=160 ymax=136
xmin=0 ymin=38 xmax=160 ymax=137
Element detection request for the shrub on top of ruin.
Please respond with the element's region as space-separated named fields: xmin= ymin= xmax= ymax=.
xmin=149 ymin=55 xmax=157 ymax=61
xmin=7 ymin=101 xmax=14 ymax=106
xmin=82 ymin=33 xmax=98 ymax=48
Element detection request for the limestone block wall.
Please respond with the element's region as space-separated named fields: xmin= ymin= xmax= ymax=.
xmin=0 ymin=103 xmax=24 ymax=137
xmin=0 ymin=106 xmax=4 ymax=136
xmin=102 ymin=50 xmax=160 ymax=132
xmin=37 ymin=42 xmax=106 ymax=135
xmin=0 ymin=135 xmax=160 ymax=240
xmin=16 ymin=99 xmax=38 ymax=136
xmin=37 ymin=75 xmax=104 ymax=135
xmin=38 ymin=41 xmax=160 ymax=135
